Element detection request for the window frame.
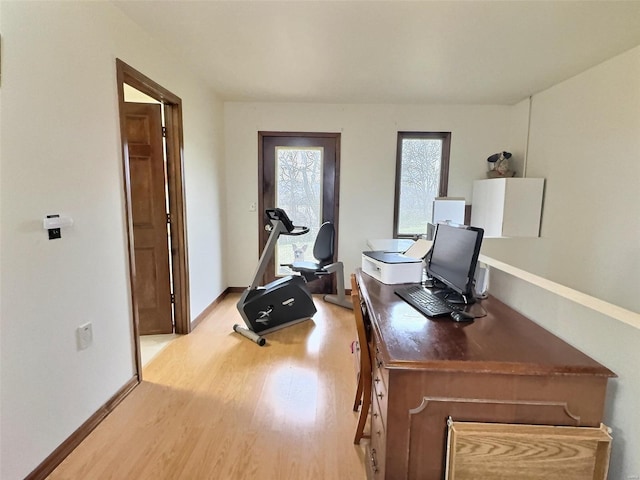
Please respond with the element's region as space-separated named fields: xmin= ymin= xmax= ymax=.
xmin=393 ymin=131 xmax=451 ymax=238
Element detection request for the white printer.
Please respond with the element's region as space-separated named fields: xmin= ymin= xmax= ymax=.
xmin=361 ymin=239 xmax=431 ymax=284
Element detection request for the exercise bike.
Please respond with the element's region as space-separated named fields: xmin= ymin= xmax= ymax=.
xmin=235 ymin=208 xmax=317 ymax=345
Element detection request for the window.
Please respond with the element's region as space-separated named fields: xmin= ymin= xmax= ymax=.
xmin=274 ymin=146 xmax=323 ymax=276
xmin=393 ymin=132 xmax=451 ymax=238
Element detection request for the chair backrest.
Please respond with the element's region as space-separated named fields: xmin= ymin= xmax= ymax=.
xmin=313 ymin=221 xmax=335 ymax=266
xmin=351 ymin=274 xmax=372 ymax=372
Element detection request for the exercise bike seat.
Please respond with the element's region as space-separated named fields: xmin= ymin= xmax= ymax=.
xmin=287 ymin=220 xmax=353 ymax=310
xmin=290 ymin=222 xmax=335 ymax=277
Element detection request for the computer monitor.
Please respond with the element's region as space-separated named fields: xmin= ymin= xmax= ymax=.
xmin=426 ymin=223 xmax=484 ymax=304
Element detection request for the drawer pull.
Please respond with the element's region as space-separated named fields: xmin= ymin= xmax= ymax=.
xmin=374 ymin=377 xmax=380 ymax=383
xmin=373 ymin=412 xmax=378 ymax=418
xmin=377 ymin=392 xmax=384 ymax=399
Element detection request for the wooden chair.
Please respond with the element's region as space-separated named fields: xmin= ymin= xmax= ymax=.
xmin=350 ymin=274 xmax=372 ymax=444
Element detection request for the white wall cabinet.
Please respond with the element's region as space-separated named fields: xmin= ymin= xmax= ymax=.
xmin=471 ymin=178 xmax=544 ymax=237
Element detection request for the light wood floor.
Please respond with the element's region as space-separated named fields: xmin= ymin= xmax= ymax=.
xmin=48 ymin=294 xmax=367 ymax=480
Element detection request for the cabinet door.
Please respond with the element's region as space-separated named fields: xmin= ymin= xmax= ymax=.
xmin=503 ymin=179 xmax=544 ymax=237
xmin=471 ymin=178 xmax=544 ymax=237
xmin=471 ymin=179 xmax=506 ymax=236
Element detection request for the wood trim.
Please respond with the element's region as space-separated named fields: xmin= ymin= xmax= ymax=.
xmin=227 ymin=286 xmax=247 ymax=294
xmin=116 ymin=60 xmax=143 ymax=376
xmin=440 ymin=132 xmax=452 ymax=197
xmin=257 ymin=132 xmax=265 ymax=250
xmin=24 ymin=377 xmax=139 ymax=480
xmin=409 ymin=396 xmax=581 ymax=423
xmin=258 ymin=130 xmax=342 ymax=248
xmin=164 ymin=102 xmax=190 ymax=335
xmin=257 ymin=131 xmax=342 ymax=294
xmin=258 ymin=131 xmax=341 ymax=139
xmin=115 ymin=59 xmax=191 ymax=376
xmin=117 ymin=59 xmax=181 ymax=104
xmin=190 ymin=290 xmax=231 ymax=330
xmin=464 ymin=204 xmax=472 ymax=225
xmin=393 ymin=131 xmax=452 ymax=238
xmin=393 ymin=132 xmax=403 ymax=238
xmin=332 ymin=134 xmax=342 ymax=262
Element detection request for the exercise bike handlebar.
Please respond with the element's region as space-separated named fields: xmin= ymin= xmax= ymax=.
xmin=246 ymin=208 xmax=310 ymax=290
xmin=265 ymin=208 xmax=309 ymax=236
xmin=266 ymin=224 xmax=309 ymax=236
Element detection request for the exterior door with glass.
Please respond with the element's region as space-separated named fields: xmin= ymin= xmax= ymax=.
xmin=259 ymin=132 xmax=340 ymax=294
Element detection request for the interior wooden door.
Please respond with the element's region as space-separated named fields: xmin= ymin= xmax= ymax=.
xmin=259 ymin=132 xmax=340 ymax=294
xmin=124 ymin=102 xmax=173 ymax=335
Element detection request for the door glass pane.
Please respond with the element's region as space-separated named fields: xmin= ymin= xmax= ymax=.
xmin=275 ymin=146 xmax=324 ymax=276
xmin=397 ymin=138 xmax=443 ymax=236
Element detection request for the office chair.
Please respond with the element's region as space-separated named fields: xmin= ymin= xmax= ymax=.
xmin=289 ymin=222 xmax=352 ymax=309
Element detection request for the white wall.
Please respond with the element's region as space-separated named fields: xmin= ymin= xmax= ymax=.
xmin=0 ymin=1 xmax=4 ymax=476
xmin=224 ymin=103 xmax=525 ymax=287
xmin=489 ymin=268 xmax=639 ymax=479
xmin=481 ymin=45 xmax=640 ymax=480
xmin=481 ymin=45 xmax=640 ymax=314
xmin=0 ymin=3 xmax=225 ymax=479
xmin=181 ymin=89 xmax=226 ymax=318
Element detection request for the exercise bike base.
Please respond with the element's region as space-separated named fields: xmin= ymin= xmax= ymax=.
xmin=238 ymin=276 xmax=317 ymax=335
xmin=249 ymin=316 xmax=312 ymax=336
xmin=233 ymin=324 xmax=266 ymax=346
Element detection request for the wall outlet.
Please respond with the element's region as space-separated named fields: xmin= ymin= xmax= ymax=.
xmin=249 ymin=202 xmax=257 ymax=212
xmin=76 ymin=322 xmax=93 ymax=350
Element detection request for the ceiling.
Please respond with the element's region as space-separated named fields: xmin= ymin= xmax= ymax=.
xmin=113 ymin=1 xmax=640 ymax=105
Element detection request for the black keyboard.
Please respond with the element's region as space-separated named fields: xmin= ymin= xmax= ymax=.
xmin=394 ymin=284 xmax=462 ymax=317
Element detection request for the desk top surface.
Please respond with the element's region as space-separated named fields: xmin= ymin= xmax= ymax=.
xmin=356 ymin=269 xmax=615 ymax=377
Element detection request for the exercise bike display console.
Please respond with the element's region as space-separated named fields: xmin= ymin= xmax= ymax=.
xmin=235 ymin=208 xmax=318 ymax=343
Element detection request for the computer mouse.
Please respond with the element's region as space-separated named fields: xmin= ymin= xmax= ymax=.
xmin=450 ymin=310 xmax=474 ymax=322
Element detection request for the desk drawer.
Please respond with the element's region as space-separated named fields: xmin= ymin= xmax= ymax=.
xmin=371 ymin=383 xmax=387 ymax=435
xmin=368 ymin=421 xmax=387 ymax=480
xmin=445 ymin=421 xmax=612 ymax=480
xmin=372 ymin=346 xmax=389 ymax=392
xmin=372 ymin=352 xmax=389 ymax=421
xmin=373 ymin=379 xmax=388 ymax=427
xmin=369 ymin=360 xmax=388 ymax=479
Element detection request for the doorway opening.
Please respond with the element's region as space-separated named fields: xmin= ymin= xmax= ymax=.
xmin=116 ymin=59 xmax=190 ymax=378
xmin=258 ymin=132 xmax=341 ymax=295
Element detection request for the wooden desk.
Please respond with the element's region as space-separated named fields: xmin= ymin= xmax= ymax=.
xmin=355 ymin=269 xmax=615 ymax=480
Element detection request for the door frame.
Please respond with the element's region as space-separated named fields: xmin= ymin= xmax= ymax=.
xmin=116 ymin=59 xmax=190 ymax=378
xmin=258 ymin=131 xmax=341 ymax=291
